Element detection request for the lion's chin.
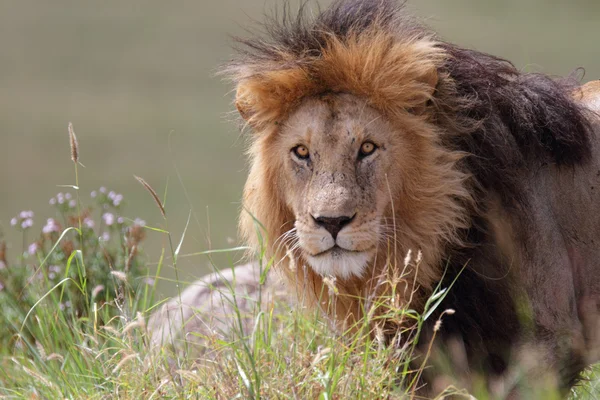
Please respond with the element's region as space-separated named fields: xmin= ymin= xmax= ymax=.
xmin=305 ymin=247 xmax=372 ymax=279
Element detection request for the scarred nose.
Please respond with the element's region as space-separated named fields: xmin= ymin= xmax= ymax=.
xmin=312 ymin=214 xmax=355 ymax=240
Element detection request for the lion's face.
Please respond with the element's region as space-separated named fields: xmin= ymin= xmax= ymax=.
xmin=275 ymin=94 xmax=419 ymax=278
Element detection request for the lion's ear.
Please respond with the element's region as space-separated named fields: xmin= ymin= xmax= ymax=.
xmin=234 ymin=68 xmax=315 ymax=130
xmin=409 ymin=67 xmax=439 ymax=115
xmin=234 ymin=78 xmax=285 ymax=130
xmin=235 ymin=82 xmax=257 ymax=124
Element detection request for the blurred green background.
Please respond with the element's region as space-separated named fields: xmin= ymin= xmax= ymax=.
xmin=1 ymin=0 xmax=599 ymax=297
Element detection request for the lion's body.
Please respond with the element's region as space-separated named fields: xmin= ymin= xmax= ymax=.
xmin=226 ymin=0 xmax=600 ymax=395
xmin=429 ymin=90 xmax=600 ymax=389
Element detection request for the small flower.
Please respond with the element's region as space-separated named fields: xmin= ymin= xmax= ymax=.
xmin=0 ymin=261 xmax=6 ymax=270
xmin=108 ymin=191 xmax=116 ymax=200
xmin=49 ymin=197 xmax=57 ymax=205
xmin=49 ymin=272 xmax=56 ymax=280
xmin=143 ymin=277 xmax=155 ymax=286
xmin=113 ymin=194 xmax=123 ymax=206
xmin=20 ymin=211 xmax=34 ymax=219
xmin=100 ymin=232 xmax=110 ymax=242
xmin=83 ymin=218 xmax=95 ymax=229
xmin=65 ymin=193 xmax=72 ymax=200
xmin=99 ymin=187 xmax=107 ymax=194
xmin=57 ymin=193 xmax=65 ymax=204
xmin=28 ymin=242 xmax=39 ymax=255
xmin=117 ymin=217 xmax=124 ymax=224
xmin=133 ymin=218 xmax=146 ymax=227
xmin=49 ymin=265 xmax=61 ymax=273
xmin=69 ymin=200 xmax=77 ymax=208
xmin=10 ymin=218 xmax=17 ymax=227
xmin=42 ymin=218 xmax=60 ymax=234
xmin=102 ymin=213 xmax=115 ymax=226
xmin=91 ymin=191 xmax=97 ymax=198
xmin=21 ymin=219 xmax=34 ymax=229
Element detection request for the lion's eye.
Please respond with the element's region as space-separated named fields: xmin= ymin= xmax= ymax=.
xmin=292 ymin=145 xmax=310 ymax=160
xmin=358 ymin=141 xmax=377 ymax=158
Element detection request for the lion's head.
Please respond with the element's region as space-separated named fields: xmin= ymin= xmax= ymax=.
xmin=243 ymin=90 xmax=470 ymax=283
xmin=226 ymin=2 xmax=474 ymax=321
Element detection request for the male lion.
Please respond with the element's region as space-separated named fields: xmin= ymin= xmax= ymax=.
xmin=225 ymin=0 xmax=600 ymax=396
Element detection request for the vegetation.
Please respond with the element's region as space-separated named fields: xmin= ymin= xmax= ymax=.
xmin=0 ymin=126 xmax=599 ymax=399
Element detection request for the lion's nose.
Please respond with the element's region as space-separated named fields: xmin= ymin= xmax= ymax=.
xmin=312 ymin=214 xmax=355 ymax=240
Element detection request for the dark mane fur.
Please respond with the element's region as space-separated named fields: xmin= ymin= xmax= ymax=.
xmin=438 ymin=45 xmax=593 ymax=203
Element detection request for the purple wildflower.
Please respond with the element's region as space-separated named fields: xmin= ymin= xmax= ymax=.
xmin=10 ymin=218 xmax=17 ymax=227
xmin=42 ymin=218 xmax=60 ymax=234
xmin=28 ymin=242 xmax=38 ymax=255
xmin=102 ymin=213 xmax=115 ymax=226
xmin=49 ymin=197 xmax=57 ymax=205
xmin=143 ymin=277 xmax=155 ymax=286
xmin=69 ymin=199 xmax=77 ymax=208
xmin=19 ymin=211 xmax=34 ymax=219
xmin=21 ymin=219 xmax=34 ymax=229
xmin=100 ymin=232 xmax=110 ymax=242
xmin=49 ymin=265 xmax=61 ymax=273
xmin=83 ymin=218 xmax=95 ymax=229
xmin=99 ymin=187 xmax=107 ymax=194
xmin=113 ymin=194 xmax=123 ymax=206
xmin=91 ymin=190 xmax=97 ymax=198
xmin=134 ymin=218 xmax=146 ymax=227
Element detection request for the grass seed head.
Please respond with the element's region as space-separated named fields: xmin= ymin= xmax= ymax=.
xmin=134 ymin=175 xmax=166 ymax=218
xmin=68 ymin=122 xmax=79 ymax=163
xmin=323 ymin=275 xmax=338 ymax=296
xmin=110 ymin=270 xmax=127 ymax=282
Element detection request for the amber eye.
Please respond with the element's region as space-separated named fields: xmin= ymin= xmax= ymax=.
xmin=292 ymin=145 xmax=310 ymax=160
xmin=359 ymin=141 xmax=377 ymax=158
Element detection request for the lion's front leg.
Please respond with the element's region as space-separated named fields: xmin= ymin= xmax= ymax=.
xmin=502 ymin=187 xmax=588 ymax=394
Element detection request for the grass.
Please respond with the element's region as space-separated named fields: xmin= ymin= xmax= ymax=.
xmin=1 ymin=125 xmax=600 ymax=399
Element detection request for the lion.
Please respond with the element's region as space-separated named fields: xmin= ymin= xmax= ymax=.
xmin=147 ymin=262 xmax=286 ymax=359
xmin=224 ymin=0 xmax=600 ymax=396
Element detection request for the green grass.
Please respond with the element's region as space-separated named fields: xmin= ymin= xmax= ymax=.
xmin=1 ymin=128 xmax=600 ymax=399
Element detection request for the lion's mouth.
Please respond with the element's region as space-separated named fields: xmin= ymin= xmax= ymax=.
xmin=312 ymin=244 xmax=363 ymax=257
xmin=305 ymin=245 xmax=374 ymax=279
